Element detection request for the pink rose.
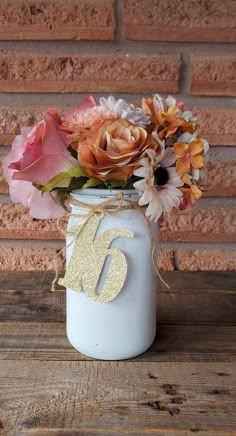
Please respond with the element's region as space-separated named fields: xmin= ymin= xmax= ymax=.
xmin=62 ymin=95 xmax=102 ymax=135
xmin=9 ymin=109 xmax=78 ymax=186
xmin=63 ymin=95 xmax=98 ymax=124
xmin=3 ymin=109 xmax=79 ymax=218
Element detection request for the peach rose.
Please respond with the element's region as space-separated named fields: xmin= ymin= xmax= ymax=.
xmin=77 ymin=119 xmax=159 ymax=181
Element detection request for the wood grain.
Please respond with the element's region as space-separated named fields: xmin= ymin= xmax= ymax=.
xmin=0 ymin=271 xmax=235 ymax=325
xmin=0 ymin=271 xmax=235 ymax=434
xmin=1 ymin=287 xmax=236 ymax=325
xmin=0 ymin=271 xmax=235 ymax=291
xmin=0 ymin=322 xmax=235 ymax=362
xmin=10 ymin=430 xmax=236 ymax=436
xmin=0 ymin=360 xmax=235 ymax=433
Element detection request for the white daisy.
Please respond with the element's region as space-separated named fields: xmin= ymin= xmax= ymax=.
xmin=100 ymin=96 xmax=151 ymax=128
xmin=133 ymin=148 xmax=183 ymax=221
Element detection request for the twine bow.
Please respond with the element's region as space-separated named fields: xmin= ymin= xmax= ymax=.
xmin=51 ymin=192 xmax=170 ymax=292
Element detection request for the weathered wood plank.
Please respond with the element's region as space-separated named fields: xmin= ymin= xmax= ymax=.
xmin=11 ymin=430 xmax=236 ymax=436
xmin=0 ymin=286 xmax=236 ymax=325
xmin=0 ymin=360 xmax=236 ymax=433
xmin=0 ymin=322 xmax=235 ymax=362
xmin=0 ymin=289 xmax=65 ymax=323
xmin=0 ymin=271 xmax=235 ymax=292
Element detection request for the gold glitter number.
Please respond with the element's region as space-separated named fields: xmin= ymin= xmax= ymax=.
xmin=59 ymin=214 xmax=134 ymax=302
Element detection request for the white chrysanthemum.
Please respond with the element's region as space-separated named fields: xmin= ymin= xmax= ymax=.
xmin=133 ymin=148 xmax=183 ymax=221
xmin=100 ymin=96 xmax=150 ymax=128
xmin=165 ymin=96 xmax=176 ymax=107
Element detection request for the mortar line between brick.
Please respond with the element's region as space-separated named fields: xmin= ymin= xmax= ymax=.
xmin=0 ymin=94 xmax=235 ymax=108
xmin=0 ymin=40 xmax=236 ymax=53
xmin=114 ymin=0 xmax=122 ymax=42
xmin=179 ymin=51 xmax=191 ymax=95
xmin=159 ymin=241 xmax=236 ymax=249
xmin=173 ymin=249 xmax=180 ymax=271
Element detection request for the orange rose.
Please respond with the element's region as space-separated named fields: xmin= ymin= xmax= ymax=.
xmin=77 ymin=119 xmax=159 ymax=181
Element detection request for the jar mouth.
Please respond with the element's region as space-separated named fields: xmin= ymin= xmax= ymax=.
xmin=71 ymin=188 xmax=140 ymax=199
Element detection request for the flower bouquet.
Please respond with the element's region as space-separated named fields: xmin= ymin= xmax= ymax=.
xmin=4 ymin=94 xmax=209 ymax=360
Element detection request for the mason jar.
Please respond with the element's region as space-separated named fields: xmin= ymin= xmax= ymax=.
xmin=61 ymin=189 xmax=157 ymax=360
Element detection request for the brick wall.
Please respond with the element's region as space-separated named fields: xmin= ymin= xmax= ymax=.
xmin=0 ymin=0 xmax=235 ymax=272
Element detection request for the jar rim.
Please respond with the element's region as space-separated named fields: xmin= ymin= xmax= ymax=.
xmin=71 ymin=188 xmax=140 ymax=199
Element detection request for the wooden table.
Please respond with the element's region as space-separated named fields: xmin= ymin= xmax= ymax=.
xmin=0 ymin=271 xmax=235 ymax=435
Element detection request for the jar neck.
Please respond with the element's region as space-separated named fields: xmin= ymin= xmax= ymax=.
xmin=69 ymin=189 xmax=140 ymax=210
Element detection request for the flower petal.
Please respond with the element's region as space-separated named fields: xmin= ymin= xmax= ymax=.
xmin=189 ymin=139 xmax=203 ymax=156
xmin=12 ymin=154 xmax=78 ymax=185
xmin=191 ymin=185 xmax=202 ymax=201
xmin=190 ymin=154 xmax=204 ymax=169
xmin=133 ymin=179 xmax=148 ymax=192
xmin=174 ymin=143 xmax=188 ymax=158
xmin=42 ymin=109 xmax=69 ymax=156
xmin=176 ymin=158 xmax=190 ymax=174
xmin=133 ymin=166 xmax=152 ymax=178
xmin=63 ymin=96 xmax=98 ymax=122
xmin=29 ymin=189 xmax=65 ymax=219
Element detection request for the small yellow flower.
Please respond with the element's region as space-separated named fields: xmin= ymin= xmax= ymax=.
xmin=142 ymin=97 xmax=185 ymax=138
xmin=181 ymin=175 xmax=202 ymax=204
xmin=174 ymin=139 xmax=204 ymax=174
xmin=156 ymin=105 xmax=184 ymax=138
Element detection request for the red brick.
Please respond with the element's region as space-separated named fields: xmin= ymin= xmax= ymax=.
xmin=0 ymin=203 xmax=65 ymax=240
xmin=0 ymin=202 xmax=235 ymax=243
xmin=193 ymin=107 xmax=236 ymax=146
xmin=0 ymin=105 xmax=62 ymax=145
xmin=157 ymin=249 xmax=175 ymax=271
xmin=0 ymin=246 xmax=174 ymax=272
xmin=123 ymin=0 xmax=236 ymax=42
xmin=205 ymin=161 xmax=236 ymax=197
xmin=190 ymin=53 xmax=236 ymax=96
xmin=159 ymin=206 xmax=236 ymax=242
xmin=0 ymin=247 xmax=65 ymax=271
xmin=178 ymin=248 xmax=236 ymax=271
xmin=0 ymin=52 xmax=181 ymax=93
xmin=1 ymin=245 xmax=234 ymax=272
xmin=0 ymin=0 xmax=115 ymax=41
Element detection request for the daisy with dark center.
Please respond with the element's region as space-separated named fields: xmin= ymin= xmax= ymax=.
xmin=154 ymin=166 xmax=169 ymax=186
xmin=133 ymin=148 xmax=183 ymax=221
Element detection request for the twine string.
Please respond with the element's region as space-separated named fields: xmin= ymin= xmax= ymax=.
xmin=51 ymin=193 xmax=170 ymax=292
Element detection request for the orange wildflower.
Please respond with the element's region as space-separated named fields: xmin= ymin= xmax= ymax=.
xmin=142 ymin=98 xmax=185 ymax=138
xmin=180 ymin=175 xmax=202 ymax=204
xmin=156 ymin=105 xmax=185 ymax=138
xmin=174 ymin=139 xmax=204 ymax=174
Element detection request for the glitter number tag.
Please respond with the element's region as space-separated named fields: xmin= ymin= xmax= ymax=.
xmin=59 ymin=214 xmax=134 ymax=302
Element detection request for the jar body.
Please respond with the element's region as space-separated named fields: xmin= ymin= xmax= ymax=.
xmin=65 ymin=189 xmax=157 ymax=360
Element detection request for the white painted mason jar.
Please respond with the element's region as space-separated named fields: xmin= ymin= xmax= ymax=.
xmin=63 ymin=189 xmax=157 ymax=360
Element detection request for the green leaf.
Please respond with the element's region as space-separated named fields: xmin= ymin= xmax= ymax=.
xmin=57 ymin=189 xmax=70 ymax=211
xmin=82 ymin=177 xmax=102 ymax=189
xmin=33 ymin=167 xmax=88 ymax=192
xmin=157 ymin=125 xmax=164 ymax=133
xmin=68 ymin=177 xmax=88 ymax=190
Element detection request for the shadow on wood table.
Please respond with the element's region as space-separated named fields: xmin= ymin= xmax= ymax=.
xmin=0 ymin=271 xmax=235 ymax=435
